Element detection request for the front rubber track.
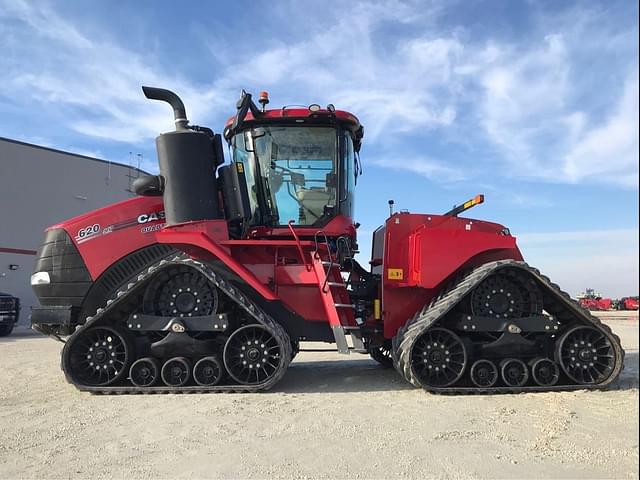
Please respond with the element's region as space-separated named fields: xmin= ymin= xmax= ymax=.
xmin=393 ymin=260 xmax=625 ymax=394
xmin=60 ymin=253 xmax=292 ymax=394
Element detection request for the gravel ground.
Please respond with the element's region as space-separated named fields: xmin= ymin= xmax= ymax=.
xmin=0 ymin=316 xmax=638 ymax=479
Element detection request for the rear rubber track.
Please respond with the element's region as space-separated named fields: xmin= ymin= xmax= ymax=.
xmin=61 ymin=253 xmax=292 ymax=394
xmin=393 ymin=260 xmax=625 ymax=394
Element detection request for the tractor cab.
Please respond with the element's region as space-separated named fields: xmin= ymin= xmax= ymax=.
xmin=223 ymin=92 xmax=363 ymax=230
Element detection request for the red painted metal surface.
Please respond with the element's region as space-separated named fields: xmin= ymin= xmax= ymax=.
xmin=156 ymin=221 xmax=278 ymax=301
xmin=380 ymin=212 xmax=522 ymax=338
xmin=579 ymin=297 xmax=613 ymax=311
xmin=246 ymin=215 xmax=357 ymax=240
xmin=224 ymin=108 xmax=361 ymax=131
xmin=49 ymin=195 xmax=523 ymax=342
xmin=621 ymin=297 xmax=639 ymax=310
xmin=53 ymin=196 xmax=164 ymax=279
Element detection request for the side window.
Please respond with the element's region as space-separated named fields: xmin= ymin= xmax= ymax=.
xmin=340 ymin=132 xmax=356 ymax=216
xmin=232 ymin=133 xmax=259 ymax=222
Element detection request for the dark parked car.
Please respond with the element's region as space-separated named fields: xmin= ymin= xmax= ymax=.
xmin=0 ymin=292 xmax=20 ymax=336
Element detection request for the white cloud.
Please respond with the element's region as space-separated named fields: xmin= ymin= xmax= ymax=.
xmin=370 ymin=156 xmax=466 ymax=182
xmin=563 ymin=72 xmax=639 ymax=187
xmin=476 ymin=35 xmax=571 ymax=172
xmin=473 ymin=32 xmax=638 ymax=189
xmin=517 ymin=228 xmax=639 ymax=297
xmin=0 ymin=0 xmax=225 ymax=143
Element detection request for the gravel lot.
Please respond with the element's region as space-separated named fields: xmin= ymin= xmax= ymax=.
xmin=0 ymin=315 xmax=638 ymax=479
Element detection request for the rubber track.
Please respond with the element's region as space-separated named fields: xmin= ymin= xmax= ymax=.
xmin=61 ymin=253 xmax=292 ymax=394
xmin=392 ymin=260 xmax=625 ymax=394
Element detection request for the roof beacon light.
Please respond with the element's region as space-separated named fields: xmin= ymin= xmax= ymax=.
xmin=326 ymin=103 xmax=336 ymax=113
xmin=258 ymin=91 xmax=269 ymax=111
xmin=309 ymin=103 xmax=321 ymax=112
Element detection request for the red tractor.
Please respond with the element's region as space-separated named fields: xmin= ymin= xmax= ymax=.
xmin=31 ymin=87 xmax=624 ymax=393
xmin=617 ymin=296 xmax=639 ymax=311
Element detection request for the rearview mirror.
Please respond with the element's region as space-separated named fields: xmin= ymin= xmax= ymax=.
xmin=243 ymin=130 xmax=254 ymax=152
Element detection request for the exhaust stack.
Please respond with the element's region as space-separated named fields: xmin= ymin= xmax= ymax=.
xmin=142 ymin=86 xmax=189 ymax=131
xmin=141 ymin=86 xmax=221 ymax=225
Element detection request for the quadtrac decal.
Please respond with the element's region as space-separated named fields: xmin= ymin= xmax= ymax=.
xmin=138 ymin=211 xmax=165 ymax=234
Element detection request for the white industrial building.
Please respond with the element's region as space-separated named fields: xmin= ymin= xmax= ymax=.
xmin=0 ymin=137 xmax=146 ymax=323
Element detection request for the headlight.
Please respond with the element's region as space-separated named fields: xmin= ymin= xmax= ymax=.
xmin=30 ymin=271 xmax=51 ymax=285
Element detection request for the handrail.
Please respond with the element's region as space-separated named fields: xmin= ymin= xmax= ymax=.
xmin=288 ymin=221 xmax=311 ymax=271
xmin=314 ymin=230 xmax=334 ymax=293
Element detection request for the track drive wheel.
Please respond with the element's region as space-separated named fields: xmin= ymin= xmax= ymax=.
xmin=470 ymin=271 xmax=542 ymax=319
xmin=223 ymin=324 xmax=284 ymax=385
xmin=65 ymin=325 xmax=133 ymax=386
xmin=556 ymin=326 xmax=616 ymax=385
xmin=369 ymin=340 xmax=394 ymax=368
xmin=143 ymin=266 xmax=218 ymax=318
xmin=410 ymin=328 xmax=467 ymax=388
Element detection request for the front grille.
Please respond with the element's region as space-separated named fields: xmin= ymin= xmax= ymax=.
xmin=32 ymin=228 xmax=92 ymax=306
xmin=0 ymin=297 xmax=16 ymax=311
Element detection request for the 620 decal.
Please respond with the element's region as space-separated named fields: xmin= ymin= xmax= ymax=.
xmin=75 ymin=224 xmax=101 ymax=241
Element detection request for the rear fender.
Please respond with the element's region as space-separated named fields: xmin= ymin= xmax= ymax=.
xmin=381 ymin=213 xmax=523 ymax=338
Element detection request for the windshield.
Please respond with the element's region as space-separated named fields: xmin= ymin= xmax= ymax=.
xmin=233 ymin=126 xmax=338 ymax=226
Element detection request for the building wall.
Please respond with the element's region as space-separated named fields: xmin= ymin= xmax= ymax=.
xmin=0 ymin=137 xmax=146 ymax=323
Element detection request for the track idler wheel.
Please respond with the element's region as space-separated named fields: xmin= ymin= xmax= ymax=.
xmin=500 ymin=358 xmax=529 ymax=387
xmin=65 ymin=325 xmax=133 ymax=386
xmin=193 ymin=356 xmax=224 ymax=386
xmin=529 ymin=358 xmax=560 ymax=386
xmin=223 ymin=324 xmax=284 ymax=385
xmin=410 ymin=328 xmax=467 ymax=388
xmin=470 ymin=359 xmax=499 ymax=388
xmin=556 ymin=326 xmax=616 ymax=385
xmin=130 ymin=357 xmax=161 ymax=387
xmin=161 ymin=357 xmax=192 ymax=387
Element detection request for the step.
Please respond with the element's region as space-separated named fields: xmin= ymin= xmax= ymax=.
xmin=334 ymin=303 xmax=356 ymax=309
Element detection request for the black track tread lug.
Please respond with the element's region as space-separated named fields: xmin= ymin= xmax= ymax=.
xmin=61 ymin=253 xmax=292 ymax=394
xmin=393 ymin=260 xmax=625 ymax=394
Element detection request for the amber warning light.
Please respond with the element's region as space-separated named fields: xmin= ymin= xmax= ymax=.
xmin=258 ymin=91 xmax=269 ymax=111
xmin=444 ymin=194 xmax=485 ymax=217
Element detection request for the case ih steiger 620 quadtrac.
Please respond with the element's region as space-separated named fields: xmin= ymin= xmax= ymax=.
xmin=31 ymin=87 xmax=624 ymax=394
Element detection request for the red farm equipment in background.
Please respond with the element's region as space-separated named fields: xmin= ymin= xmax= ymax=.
xmin=577 ymin=289 xmax=614 ymax=311
xmin=30 ymin=87 xmax=624 ymax=394
xmin=617 ymin=296 xmax=639 ymax=311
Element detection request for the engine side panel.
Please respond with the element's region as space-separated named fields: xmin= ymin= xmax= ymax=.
xmin=49 ymin=196 xmax=166 ymax=280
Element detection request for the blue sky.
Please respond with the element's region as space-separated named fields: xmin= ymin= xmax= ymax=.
xmin=1 ymin=0 xmax=638 ymax=296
